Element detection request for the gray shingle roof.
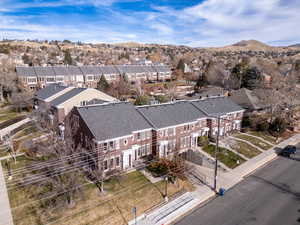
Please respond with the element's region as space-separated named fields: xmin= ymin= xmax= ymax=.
xmin=99 ymin=66 xmax=119 ymax=74
xmin=34 ymin=66 xmax=55 ymax=77
xmin=80 ymin=66 xmax=100 ymax=75
xmin=191 ymin=97 xmax=244 ymax=117
xmin=77 ymin=102 xmax=152 ymax=141
xmin=67 ymin=66 xmax=83 ymax=75
xmin=229 ymin=88 xmax=265 ymax=110
xmin=137 ymin=101 xmax=206 ymax=129
xmin=53 ymin=66 xmax=70 ymax=76
xmin=35 ymin=84 xmax=68 ymax=100
xmin=16 ymin=67 xmax=36 ymax=77
xmin=153 ymin=65 xmax=171 ymax=73
xmin=116 ymin=65 xmax=147 ymax=74
xmin=50 ymin=88 xmax=86 ymax=106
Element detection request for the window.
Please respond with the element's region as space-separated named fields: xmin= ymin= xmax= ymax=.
xmin=46 ymin=77 xmax=55 ymax=82
xmin=137 ymin=133 xmax=141 ymax=140
xmin=103 ymin=143 xmax=108 ymax=151
xmin=109 ymin=141 xmax=115 ymax=149
xmin=168 ymin=128 xmax=175 ymax=136
xmin=110 ymin=159 xmax=114 ymax=168
xmin=146 ymin=131 xmax=151 ymax=139
xmin=116 ymin=157 xmax=120 ymax=166
xmin=141 ymin=132 xmax=146 ymax=140
xmin=103 ymin=160 xmax=108 ymax=170
xmin=27 ymin=77 xmax=37 ymax=83
xmin=124 ymin=139 xmax=128 ymax=145
xmin=146 ymin=144 xmax=151 ymax=155
xmin=80 ymin=101 xmax=87 ymax=106
xmin=56 ymin=77 xmax=64 ymax=82
xmin=87 ymin=75 xmax=94 ymax=81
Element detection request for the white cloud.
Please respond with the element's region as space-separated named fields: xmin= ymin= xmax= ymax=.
xmin=1 ymin=0 xmax=300 ymax=47
xmin=150 ymin=23 xmax=173 ymax=35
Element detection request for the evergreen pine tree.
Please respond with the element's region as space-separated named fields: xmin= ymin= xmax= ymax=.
xmin=97 ymin=75 xmax=110 ymax=91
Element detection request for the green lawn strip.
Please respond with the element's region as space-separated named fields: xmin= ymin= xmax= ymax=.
xmin=202 ymin=144 xmax=245 ymax=169
xmin=234 ymin=134 xmax=273 ymax=150
xmin=247 ymin=131 xmax=277 ymax=144
xmin=13 ymin=125 xmax=39 ymax=139
xmin=230 ymin=140 xmax=262 ymax=158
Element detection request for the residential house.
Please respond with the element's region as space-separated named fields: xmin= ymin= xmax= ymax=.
xmin=191 ymin=97 xmax=244 ymax=137
xmin=16 ymin=67 xmax=37 ymax=90
xmin=137 ymin=101 xmax=208 ymax=158
xmin=229 ymin=88 xmax=268 ymax=114
xmin=70 ymin=97 xmax=244 ymax=174
xmin=35 ymin=84 xmax=117 ymax=125
xmin=72 ymin=102 xmax=153 ymax=172
xmin=16 ymin=64 xmax=172 ymax=88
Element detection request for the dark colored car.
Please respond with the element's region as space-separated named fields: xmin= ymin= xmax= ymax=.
xmin=279 ymin=145 xmax=297 ymax=157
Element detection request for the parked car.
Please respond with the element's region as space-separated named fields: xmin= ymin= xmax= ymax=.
xmin=278 ymin=145 xmax=297 ymax=157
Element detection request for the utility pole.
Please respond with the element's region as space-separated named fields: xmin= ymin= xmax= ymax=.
xmin=164 ymin=175 xmax=169 ymax=202
xmin=213 ymin=116 xmax=221 ymax=192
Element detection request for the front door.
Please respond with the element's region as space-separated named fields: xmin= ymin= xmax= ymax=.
xmin=129 ymin=154 xmax=132 ymax=167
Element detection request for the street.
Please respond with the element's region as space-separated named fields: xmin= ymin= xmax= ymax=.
xmin=175 ymin=142 xmax=300 ymax=225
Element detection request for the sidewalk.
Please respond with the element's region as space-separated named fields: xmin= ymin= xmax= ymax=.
xmin=0 ymin=163 xmax=14 ymax=225
xmin=0 ymin=117 xmax=31 ymax=140
xmin=129 ymin=133 xmax=300 ymax=225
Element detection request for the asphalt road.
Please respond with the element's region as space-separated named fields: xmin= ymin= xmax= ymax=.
xmin=175 ymin=142 xmax=300 ymax=225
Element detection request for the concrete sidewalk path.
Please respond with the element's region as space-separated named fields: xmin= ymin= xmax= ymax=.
xmin=0 ymin=164 xmax=14 ymax=225
xmin=128 ymin=133 xmax=300 ymax=225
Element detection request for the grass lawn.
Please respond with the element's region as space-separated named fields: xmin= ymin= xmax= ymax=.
xmin=229 ymin=140 xmax=262 ymax=159
xmin=0 ymin=112 xmax=20 ymax=122
xmin=3 ymin=156 xmax=192 ymax=225
xmin=202 ymin=144 xmax=246 ymax=169
xmin=13 ymin=125 xmax=39 ymax=139
xmin=234 ymin=134 xmax=273 ymax=150
xmin=247 ymin=131 xmax=277 ymax=144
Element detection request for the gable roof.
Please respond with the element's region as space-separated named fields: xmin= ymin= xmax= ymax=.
xmin=229 ymin=88 xmax=265 ymax=110
xmin=99 ymin=65 xmax=119 ymax=74
xmin=34 ymin=66 xmax=55 ymax=77
xmin=67 ymin=66 xmax=83 ymax=75
xmin=16 ymin=67 xmax=36 ymax=77
xmin=50 ymin=88 xmax=87 ymax=106
xmin=153 ymin=65 xmax=171 ymax=73
xmin=137 ymin=101 xmax=206 ymax=129
xmin=191 ymin=97 xmax=244 ymax=117
xmin=52 ymin=66 xmax=69 ymax=76
xmin=35 ymin=84 xmax=68 ymax=100
xmin=80 ymin=66 xmax=100 ymax=75
xmin=76 ymin=102 xmax=152 ymax=141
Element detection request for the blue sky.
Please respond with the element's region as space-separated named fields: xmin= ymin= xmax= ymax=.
xmin=0 ymin=0 xmax=299 ymax=47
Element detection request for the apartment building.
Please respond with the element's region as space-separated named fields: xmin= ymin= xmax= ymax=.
xmin=34 ymin=84 xmax=117 ymax=125
xmin=70 ymin=97 xmax=244 ymax=175
xmin=16 ymin=64 xmax=172 ymax=89
xmin=72 ymin=102 xmax=153 ymax=172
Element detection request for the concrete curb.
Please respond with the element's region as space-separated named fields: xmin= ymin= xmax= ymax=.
xmin=131 ymin=133 xmax=300 ymax=225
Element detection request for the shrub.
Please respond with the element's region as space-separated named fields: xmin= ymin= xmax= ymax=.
xmin=134 ymin=95 xmax=150 ymax=106
xmin=269 ymin=117 xmax=286 ymax=134
xmin=198 ymin=136 xmax=209 ymax=147
xmin=256 ymin=120 xmax=269 ymax=132
xmin=146 ymin=161 xmax=168 ymax=177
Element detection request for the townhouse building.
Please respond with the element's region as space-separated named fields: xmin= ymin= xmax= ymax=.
xmin=70 ymin=97 xmax=244 ymax=175
xmin=191 ymin=97 xmax=244 ymax=137
xmin=72 ymin=102 xmax=153 ymax=172
xmin=34 ymin=84 xmax=117 ymax=125
xmin=16 ymin=64 xmax=172 ymax=89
